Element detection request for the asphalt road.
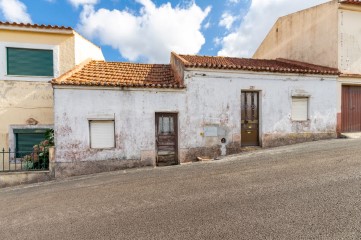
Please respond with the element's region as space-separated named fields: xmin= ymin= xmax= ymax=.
xmin=1 ymin=138 xmax=361 ymax=240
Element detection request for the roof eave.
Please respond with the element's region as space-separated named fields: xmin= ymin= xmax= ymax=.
xmin=0 ymin=25 xmax=74 ymax=35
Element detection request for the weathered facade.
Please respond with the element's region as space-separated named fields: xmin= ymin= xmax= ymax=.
xmin=52 ymin=53 xmax=339 ymax=177
xmin=253 ymin=0 xmax=361 ymax=133
xmin=0 ymin=22 xmax=104 ymax=171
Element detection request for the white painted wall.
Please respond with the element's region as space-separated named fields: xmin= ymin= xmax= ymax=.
xmin=54 ymin=88 xmax=186 ymax=163
xmin=185 ymin=70 xmax=337 ymax=140
xmin=339 ymin=9 xmax=361 ymax=74
xmin=54 ymin=70 xmax=337 ymax=164
xmin=74 ymin=32 xmax=104 ymax=64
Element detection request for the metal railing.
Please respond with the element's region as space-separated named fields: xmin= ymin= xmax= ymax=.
xmin=1 ymin=148 xmax=49 ymax=172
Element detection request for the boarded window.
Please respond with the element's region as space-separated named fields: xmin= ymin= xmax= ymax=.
xmin=292 ymin=97 xmax=308 ymax=121
xmin=7 ymin=47 xmax=54 ymax=76
xmin=89 ymin=120 xmax=115 ymax=149
xmin=14 ymin=129 xmax=48 ymax=157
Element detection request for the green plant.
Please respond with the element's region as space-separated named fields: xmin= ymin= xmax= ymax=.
xmin=23 ymin=160 xmax=34 ymax=170
xmin=21 ymin=129 xmax=54 ymax=170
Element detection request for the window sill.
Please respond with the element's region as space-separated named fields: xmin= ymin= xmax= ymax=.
xmin=90 ymin=147 xmax=116 ymax=150
xmin=291 ymin=120 xmax=310 ymax=122
xmin=1 ymin=75 xmax=54 ymax=82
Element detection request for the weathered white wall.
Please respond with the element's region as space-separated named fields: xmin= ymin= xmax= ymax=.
xmin=185 ymin=70 xmax=337 ymax=148
xmin=339 ymin=8 xmax=361 ymax=74
xmin=54 ymin=88 xmax=186 ymax=164
xmin=54 ymin=70 xmax=337 ymax=171
xmin=74 ymin=33 xmax=104 ymax=64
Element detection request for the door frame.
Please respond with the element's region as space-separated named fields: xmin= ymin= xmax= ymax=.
xmin=341 ymin=84 xmax=361 ymax=132
xmin=240 ymin=90 xmax=262 ymax=147
xmin=155 ymin=112 xmax=179 ymax=165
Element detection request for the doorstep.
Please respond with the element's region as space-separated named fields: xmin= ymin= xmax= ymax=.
xmin=340 ymin=132 xmax=361 ymax=139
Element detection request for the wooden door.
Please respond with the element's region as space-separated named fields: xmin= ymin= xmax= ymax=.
xmin=342 ymin=86 xmax=361 ymax=132
xmin=241 ymin=91 xmax=260 ymax=146
xmin=155 ymin=113 xmax=178 ymax=166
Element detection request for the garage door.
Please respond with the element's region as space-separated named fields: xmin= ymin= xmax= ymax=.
xmin=342 ymin=86 xmax=361 ymax=132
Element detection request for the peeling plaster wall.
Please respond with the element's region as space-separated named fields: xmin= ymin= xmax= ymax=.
xmin=185 ymin=70 xmax=337 ymax=149
xmin=0 ymin=81 xmax=53 ymax=149
xmin=54 ymin=70 xmax=337 ymax=176
xmin=54 ymin=88 xmax=186 ymax=176
xmin=0 ymin=30 xmax=104 ymax=151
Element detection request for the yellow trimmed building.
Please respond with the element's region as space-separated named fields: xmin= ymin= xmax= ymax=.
xmin=0 ymin=22 xmax=104 ymax=169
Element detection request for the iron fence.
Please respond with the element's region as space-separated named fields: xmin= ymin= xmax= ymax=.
xmin=1 ymin=148 xmax=49 ymax=172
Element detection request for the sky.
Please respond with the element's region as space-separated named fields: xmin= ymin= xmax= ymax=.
xmin=0 ymin=0 xmax=330 ymax=63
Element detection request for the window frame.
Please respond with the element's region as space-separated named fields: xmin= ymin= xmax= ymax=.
xmin=6 ymin=47 xmax=54 ymax=77
xmin=291 ymin=96 xmax=309 ymax=122
xmin=0 ymin=42 xmax=59 ymax=81
xmin=8 ymin=125 xmax=54 ymax=161
xmin=89 ymin=120 xmax=116 ymax=149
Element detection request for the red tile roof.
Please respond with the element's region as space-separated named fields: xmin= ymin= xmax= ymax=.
xmin=52 ymin=60 xmax=183 ymax=88
xmin=340 ymin=0 xmax=361 ymax=5
xmin=0 ymin=21 xmax=73 ymax=31
xmin=175 ymin=53 xmax=339 ymax=75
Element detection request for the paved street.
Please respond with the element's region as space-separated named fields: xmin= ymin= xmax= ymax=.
xmin=1 ymin=139 xmax=361 ymax=239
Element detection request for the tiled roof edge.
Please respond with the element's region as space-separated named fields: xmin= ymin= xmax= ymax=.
xmin=0 ymin=21 xmax=73 ymax=31
xmin=276 ymin=58 xmax=340 ymax=75
xmin=339 ymin=0 xmax=361 ymax=5
xmin=51 ymin=58 xmax=94 ymax=85
xmin=171 ymin=52 xmax=190 ymax=65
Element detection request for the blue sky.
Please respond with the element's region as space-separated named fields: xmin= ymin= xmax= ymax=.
xmin=0 ymin=0 xmax=329 ymax=63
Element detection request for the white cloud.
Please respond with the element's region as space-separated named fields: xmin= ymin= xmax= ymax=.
xmin=203 ymin=21 xmax=211 ymax=29
xmin=218 ymin=0 xmax=330 ymax=57
xmin=228 ymin=0 xmax=240 ymax=3
xmin=68 ymin=0 xmax=99 ymax=8
xmin=0 ymin=0 xmax=32 ymax=23
xmin=77 ymin=0 xmax=211 ymax=63
xmin=219 ymin=12 xmax=237 ymax=30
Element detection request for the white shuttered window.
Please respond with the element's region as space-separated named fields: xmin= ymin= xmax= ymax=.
xmin=90 ymin=120 xmax=115 ymax=148
xmin=292 ymin=97 xmax=308 ymax=121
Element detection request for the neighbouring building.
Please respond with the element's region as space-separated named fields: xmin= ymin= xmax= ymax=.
xmin=51 ymin=52 xmax=339 ymax=177
xmin=0 ymin=22 xmax=104 ymax=170
xmin=253 ymin=0 xmax=361 ymax=134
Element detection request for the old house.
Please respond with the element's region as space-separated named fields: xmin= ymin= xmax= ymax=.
xmin=253 ymin=0 xmax=361 ymax=134
xmin=0 ymin=22 xmax=104 ymax=171
xmin=51 ymin=53 xmax=339 ymax=177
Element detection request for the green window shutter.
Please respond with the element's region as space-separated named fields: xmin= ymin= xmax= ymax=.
xmin=15 ymin=130 xmax=47 ymax=157
xmin=7 ymin=47 xmax=54 ymax=76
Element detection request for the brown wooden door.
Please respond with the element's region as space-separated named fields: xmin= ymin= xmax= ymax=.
xmin=342 ymin=86 xmax=361 ymax=132
xmin=241 ymin=91 xmax=260 ymax=146
xmin=155 ymin=113 xmax=178 ymax=166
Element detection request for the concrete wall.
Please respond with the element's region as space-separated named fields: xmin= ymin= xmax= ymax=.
xmin=0 ymin=81 xmax=53 ymax=149
xmin=0 ymin=147 xmax=55 ymax=188
xmin=253 ymin=1 xmax=339 ymax=69
xmin=53 ymin=71 xmax=337 ymax=177
xmin=74 ymin=32 xmax=104 ymax=64
xmin=338 ymin=6 xmax=361 ymax=74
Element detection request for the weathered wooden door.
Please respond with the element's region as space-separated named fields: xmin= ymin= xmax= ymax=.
xmin=155 ymin=113 xmax=178 ymax=166
xmin=241 ymin=91 xmax=260 ymax=146
xmin=342 ymin=86 xmax=361 ymax=132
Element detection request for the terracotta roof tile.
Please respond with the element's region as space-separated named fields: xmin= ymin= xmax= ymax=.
xmin=340 ymin=0 xmax=361 ymax=5
xmin=176 ymin=54 xmax=339 ymax=75
xmin=52 ymin=60 xmax=184 ymax=89
xmin=0 ymin=21 xmax=73 ymax=30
